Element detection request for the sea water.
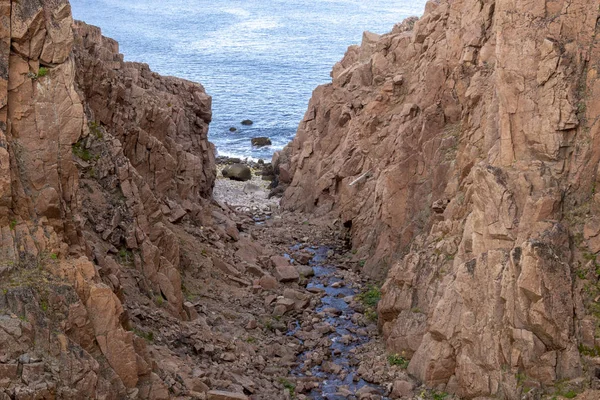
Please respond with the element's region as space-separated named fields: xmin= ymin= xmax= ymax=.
xmin=70 ymin=0 xmax=427 ymax=161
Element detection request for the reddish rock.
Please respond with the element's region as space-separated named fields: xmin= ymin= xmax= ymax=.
xmin=274 ymin=265 xmax=300 ymax=283
xmin=259 ymin=275 xmax=278 ymax=290
xmin=207 ymin=390 xmax=249 ymax=400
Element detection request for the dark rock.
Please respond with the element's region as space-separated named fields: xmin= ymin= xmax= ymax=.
xmin=229 ymin=127 xmax=237 ymax=132
xmin=222 ymin=164 xmax=252 ymax=181
xmin=241 ymin=119 xmax=253 ymax=126
xmin=251 ymin=137 xmax=272 ymax=147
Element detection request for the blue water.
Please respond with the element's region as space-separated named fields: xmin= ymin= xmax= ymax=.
xmin=70 ymin=0 xmax=426 ymax=160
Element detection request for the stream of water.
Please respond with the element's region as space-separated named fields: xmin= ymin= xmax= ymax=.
xmin=291 ymin=246 xmax=389 ymax=399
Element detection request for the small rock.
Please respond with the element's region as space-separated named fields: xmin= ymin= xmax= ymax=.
xmin=295 ymin=252 xmax=312 ymax=265
xmin=183 ymin=302 xmax=199 ymax=321
xmin=241 ymin=119 xmax=253 ymax=126
xmin=207 ymin=390 xmax=249 ymax=400
xmin=259 ymin=275 xmax=278 ymax=290
xmin=229 ymin=127 xmax=237 ymax=132
xmin=296 ymin=265 xmax=315 ymax=278
xmin=251 ymin=137 xmax=272 ymax=147
xmin=274 ymin=265 xmax=300 ymax=282
xmin=243 ymin=183 xmax=261 ymax=194
xmin=221 ymin=352 xmax=236 ymax=362
xmin=391 ymin=380 xmax=414 ymax=398
xmin=246 ymin=319 xmax=258 ymax=330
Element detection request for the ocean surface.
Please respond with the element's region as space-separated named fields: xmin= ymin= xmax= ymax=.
xmin=70 ymin=0 xmax=427 ymax=161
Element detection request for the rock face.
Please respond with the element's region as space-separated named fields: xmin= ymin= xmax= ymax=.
xmin=0 ymin=1 xmax=215 ymax=397
xmin=276 ymin=0 xmax=600 ymax=397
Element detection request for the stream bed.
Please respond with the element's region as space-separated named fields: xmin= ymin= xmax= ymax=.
xmin=290 ymin=246 xmax=390 ymax=400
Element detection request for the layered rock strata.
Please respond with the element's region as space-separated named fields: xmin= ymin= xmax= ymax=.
xmin=276 ymin=0 xmax=600 ymax=397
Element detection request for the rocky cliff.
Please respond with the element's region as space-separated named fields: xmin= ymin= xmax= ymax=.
xmin=0 ymin=0 xmax=217 ymax=397
xmin=276 ymin=0 xmax=600 ymax=397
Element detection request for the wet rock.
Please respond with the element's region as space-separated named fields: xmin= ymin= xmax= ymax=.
xmin=241 ymin=120 xmax=253 ymax=126
xmin=296 ymin=264 xmax=315 ymax=278
xmin=251 ymin=137 xmax=272 ymax=147
xmin=294 ymin=252 xmax=312 ymax=265
xmin=229 ymin=127 xmax=237 ymax=132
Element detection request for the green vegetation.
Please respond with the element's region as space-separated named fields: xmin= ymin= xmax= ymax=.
xmin=578 ymin=343 xmax=600 ymax=356
xmin=72 ymin=141 xmax=92 ymax=162
xmin=155 ymin=295 xmax=165 ymax=307
xmin=50 ymin=253 xmax=58 ymax=260
xmin=387 ymin=353 xmax=409 ymax=369
xmin=36 ymin=67 xmax=49 ymax=78
xmin=133 ymin=328 xmax=154 ymax=342
xmin=357 ymin=284 xmax=381 ymax=322
xmin=357 ymin=285 xmax=381 ymax=308
xmin=358 ymin=260 xmax=366 ymax=267
xmin=432 ymin=392 xmax=449 ymax=400
xmin=39 ymin=298 xmax=49 ymax=313
xmin=118 ymin=247 xmax=134 ymax=266
xmin=89 ymin=121 xmax=103 ymax=139
xmin=278 ymin=378 xmax=295 ymax=397
xmin=9 ymin=220 xmax=17 ymax=230
xmin=553 ymin=379 xmax=581 ymax=399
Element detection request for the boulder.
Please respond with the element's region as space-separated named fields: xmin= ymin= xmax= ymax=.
xmin=229 ymin=127 xmax=237 ymax=132
xmin=222 ymin=164 xmax=252 ymax=181
xmin=241 ymin=119 xmax=253 ymax=126
xmin=251 ymin=137 xmax=272 ymax=147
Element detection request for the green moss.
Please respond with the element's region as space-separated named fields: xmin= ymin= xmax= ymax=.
xmin=9 ymin=220 xmax=16 ymax=231
xmin=50 ymin=253 xmax=58 ymax=260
